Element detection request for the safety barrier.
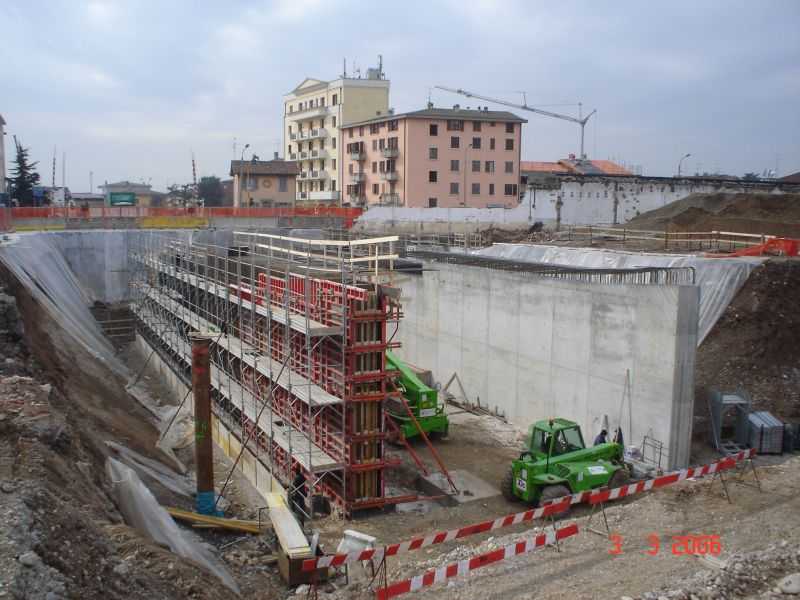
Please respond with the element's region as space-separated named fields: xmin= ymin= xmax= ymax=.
xmin=376 ymin=524 xmax=579 ymax=600
xmin=2 ymin=206 xmax=363 ymax=231
xmin=302 ymin=448 xmax=756 ymax=572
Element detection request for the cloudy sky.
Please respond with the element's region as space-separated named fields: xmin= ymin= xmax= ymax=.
xmin=2 ymin=0 xmax=798 ymax=192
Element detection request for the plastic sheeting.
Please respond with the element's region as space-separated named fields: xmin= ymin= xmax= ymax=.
xmin=0 ymin=233 xmax=127 ymax=375
xmin=106 ymin=457 xmax=239 ymax=594
xmin=473 ymin=244 xmax=764 ymax=344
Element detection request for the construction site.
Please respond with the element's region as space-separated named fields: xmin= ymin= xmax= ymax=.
xmin=0 ymin=193 xmax=799 ymax=600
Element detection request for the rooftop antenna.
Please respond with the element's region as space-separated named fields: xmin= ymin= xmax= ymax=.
xmin=378 ymin=54 xmax=383 ymax=79
xmin=343 ymin=57 xmax=347 ymax=78
xmin=427 ymin=87 xmax=433 ymax=109
xmin=62 ymin=151 xmax=66 ymax=189
xmin=52 ymin=146 xmax=57 ymax=187
xmin=233 ymin=137 xmax=237 ymax=161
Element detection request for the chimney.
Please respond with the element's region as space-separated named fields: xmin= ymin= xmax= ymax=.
xmin=453 ymin=104 xmax=460 ymax=110
xmin=274 ymin=151 xmax=279 ymax=160
xmin=427 ymin=101 xmax=434 ymax=109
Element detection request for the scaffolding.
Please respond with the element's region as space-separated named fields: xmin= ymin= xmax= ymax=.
xmin=129 ymin=231 xmax=405 ymax=519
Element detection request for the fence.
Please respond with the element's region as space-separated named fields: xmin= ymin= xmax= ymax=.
xmin=1 ymin=206 xmax=363 ymax=231
xmin=554 ymin=225 xmax=781 ymax=252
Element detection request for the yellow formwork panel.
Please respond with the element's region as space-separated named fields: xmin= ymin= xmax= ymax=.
xmin=140 ymin=216 xmax=208 ymax=229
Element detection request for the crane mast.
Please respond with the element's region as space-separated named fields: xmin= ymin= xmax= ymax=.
xmin=435 ymin=86 xmax=596 ymax=159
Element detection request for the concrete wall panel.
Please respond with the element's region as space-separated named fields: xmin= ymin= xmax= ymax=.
xmin=395 ymin=262 xmax=699 ymax=468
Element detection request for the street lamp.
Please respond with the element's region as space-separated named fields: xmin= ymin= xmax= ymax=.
xmin=677 ymin=153 xmax=691 ymax=177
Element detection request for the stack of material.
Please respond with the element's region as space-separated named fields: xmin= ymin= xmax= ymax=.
xmin=747 ymin=411 xmax=784 ymax=454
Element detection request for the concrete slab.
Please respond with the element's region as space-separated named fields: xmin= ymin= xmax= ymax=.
xmin=420 ymin=469 xmax=499 ymax=504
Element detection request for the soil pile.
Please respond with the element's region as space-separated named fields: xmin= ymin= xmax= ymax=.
xmin=695 ymin=259 xmax=800 ymax=419
xmin=626 ymin=192 xmax=800 ymax=237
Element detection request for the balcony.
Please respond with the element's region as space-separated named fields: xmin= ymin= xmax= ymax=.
xmin=296 ymin=128 xmax=328 ymax=141
xmin=381 ymin=171 xmax=399 ymax=181
xmin=349 ymin=151 xmax=366 ymax=161
xmin=298 ymin=170 xmax=328 ymax=181
xmin=381 ymin=147 xmax=399 ymax=158
xmin=288 ymin=105 xmax=330 ymax=121
xmin=379 ymin=193 xmax=401 ymax=205
xmin=297 ymin=190 xmax=340 ymax=203
xmin=289 ymin=152 xmax=299 ymax=160
xmin=350 ymin=172 xmax=366 ymax=183
xmin=309 ymin=148 xmax=329 ymax=160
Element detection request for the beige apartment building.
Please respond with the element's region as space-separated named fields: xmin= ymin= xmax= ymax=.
xmin=342 ymin=106 xmax=526 ymax=208
xmin=283 ymin=64 xmax=390 ymax=206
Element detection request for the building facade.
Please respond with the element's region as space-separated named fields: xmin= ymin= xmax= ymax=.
xmin=283 ymin=67 xmax=390 ymax=206
xmin=100 ymin=181 xmax=154 ymax=206
xmin=230 ymin=159 xmax=298 ymax=207
xmin=342 ymin=106 xmax=525 ymax=209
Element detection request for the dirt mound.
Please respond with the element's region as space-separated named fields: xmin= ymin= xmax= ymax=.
xmin=695 ymin=259 xmax=800 ymax=420
xmin=627 ymin=192 xmax=800 ymax=236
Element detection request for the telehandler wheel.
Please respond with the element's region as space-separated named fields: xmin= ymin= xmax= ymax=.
xmin=538 ymin=484 xmax=572 ymax=515
xmin=608 ymin=467 xmax=630 ymax=489
xmin=501 ymin=469 xmax=517 ymax=502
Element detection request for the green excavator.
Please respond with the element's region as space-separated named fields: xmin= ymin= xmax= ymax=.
xmin=385 ymin=350 xmax=449 ymax=440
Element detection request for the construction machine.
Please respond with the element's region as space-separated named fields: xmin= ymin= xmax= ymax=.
xmin=503 ymin=418 xmax=628 ymax=505
xmin=385 ymin=350 xmax=449 ymax=440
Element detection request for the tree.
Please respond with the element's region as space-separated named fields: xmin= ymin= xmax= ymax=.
xmin=166 ymin=183 xmax=194 ymax=206
xmin=9 ymin=137 xmax=41 ymax=207
xmin=198 ymin=175 xmax=223 ymax=206
xmin=742 ymin=172 xmax=760 ymax=181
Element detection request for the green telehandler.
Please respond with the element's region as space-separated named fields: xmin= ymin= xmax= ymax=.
xmin=502 ymin=418 xmax=629 ymax=506
xmin=385 ymin=350 xmax=449 ymax=440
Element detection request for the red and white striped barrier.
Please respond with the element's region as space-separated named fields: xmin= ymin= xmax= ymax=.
xmin=302 ymin=497 xmax=571 ymax=572
xmin=375 ymin=523 xmax=579 ymax=600
xmin=303 ymin=449 xmax=755 ymax=572
xmin=586 ymin=448 xmax=755 ymax=505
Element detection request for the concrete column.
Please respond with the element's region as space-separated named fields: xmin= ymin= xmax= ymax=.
xmin=191 ymin=333 xmax=216 ymax=514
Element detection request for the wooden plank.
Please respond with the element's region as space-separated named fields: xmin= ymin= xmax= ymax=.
xmin=165 ymin=506 xmax=269 ymax=534
xmin=266 ymin=494 xmax=312 ymax=559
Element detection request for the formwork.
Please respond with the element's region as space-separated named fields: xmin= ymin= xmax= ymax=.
xmin=129 ymin=231 xmax=404 ymax=518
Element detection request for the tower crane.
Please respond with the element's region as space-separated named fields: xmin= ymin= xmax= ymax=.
xmin=435 ymin=86 xmax=597 ymax=160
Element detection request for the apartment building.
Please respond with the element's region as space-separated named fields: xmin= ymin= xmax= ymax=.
xmin=283 ymin=65 xmax=390 ymax=206
xmin=341 ymin=105 xmax=526 ymax=208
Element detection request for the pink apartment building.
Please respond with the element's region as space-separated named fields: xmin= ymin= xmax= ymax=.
xmin=342 ymin=106 xmax=526 ymax=208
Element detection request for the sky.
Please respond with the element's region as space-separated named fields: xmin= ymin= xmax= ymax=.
xmin=1 ymin=0 xmax=799 ymax=192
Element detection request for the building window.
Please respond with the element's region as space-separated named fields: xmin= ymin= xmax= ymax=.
xmin=447 ymin=120 xmax=464 ymax=131
xmin=429 ymin=147 xmax=438 ymax=160
xmin=472 ymin=137 xmax=481 ymax=149
xmin=429 ymin=171 xmax=438 ymax=183
xmin=485 ymin=161 xmax=495 ymax=173
xmin=348 ymin=164 xmax=354 ymax=175
xmin=388 ymin=136 xmax=399 ymax=149
xmin=429 ymin=123 xmax=438 ymax=136
xmin=348 ymin=128 xmax=353 ymax=139
xmin=450 ymin=182 xmax=459 ymax=195
xmin=332 ymin=116 xmax=337 ymax=128
xmin=279 ymin=176 xmax=287 ymax=192
xmin=332 ymin=137 xmax=336 ymax=148
xmin=373 ymin=183 xmax=379 ymax=195
xmin=428 ymin=198 xmax=438 ymax=208
xmin=472 ymin=160 xmax=480 ymax=172
xmin=490 ymin=138 xmax=495 ymax=150
xmin=472 ymin=183 xmax=480 ymax=195
xmin=372 ymin=139 xmax=378 ymax=151
xmin=370 ymin=123 xmax=379 ymax=134
xmin=505 ymin=138 xmax=514 ymax=150
xmin=451 ymin=136 xmax=460 ymax=149
xmin=331 ymin=180 xmax=336 ymax=191
xmin=504 ymin=183 xmax=518 ymax=196
xmin=332 ymin=94 xmax=338 ymax=105
xmin=489 ymin=183 xmax=495 ymax=195
xmin=505 ymin=161 xmax=514 ymax=173
xmin=505 ymin=123 xmax=514 ymax=133
xmin=288 ymin=125 xmax=293 ymax=134
xmin=359 ymin=126 xmax=364 ymax=136
xmin=379 ymin=138 xmax=385 ymax=150
xmin=388 ymin=119 xmax=398 ymax=131
xmin=372 ymin=162 xmax=377 ymax=173
xmin=473 ymin=121 xmax=482 ymax=132
xmin=289 ymin=104 xmax=294 ymax=114
xmin=332 ymin=159 xmax=337 ymax=169
xmin=450 ymin=159 xmax=459 ymax=172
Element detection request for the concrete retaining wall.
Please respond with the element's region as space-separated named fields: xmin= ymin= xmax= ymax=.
xmin=396 ymin=262 xmax=699 ymax=468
